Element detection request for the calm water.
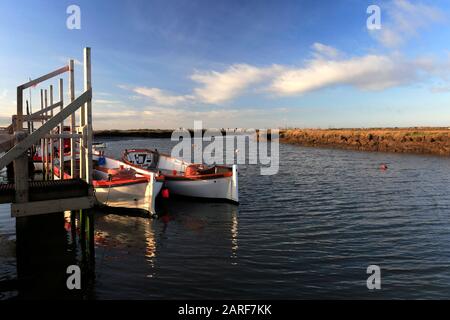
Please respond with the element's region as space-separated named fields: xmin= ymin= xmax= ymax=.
xmin=2 ymin=138 xmax=450 ymax=299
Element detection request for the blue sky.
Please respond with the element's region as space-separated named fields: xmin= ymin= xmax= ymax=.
xmin=1 ymin=0 xmax=450 ymax=129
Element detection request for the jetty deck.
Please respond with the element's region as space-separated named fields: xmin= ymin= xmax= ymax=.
xmin=0 ymin=179 xmax=94 ymax=217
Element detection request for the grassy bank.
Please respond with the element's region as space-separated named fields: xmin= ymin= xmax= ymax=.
xmin=279 ymin=128 xmax=450 ymax=156
xmin=94 ymin=128 xmax=450 ymax=156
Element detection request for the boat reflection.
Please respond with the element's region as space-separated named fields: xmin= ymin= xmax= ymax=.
xmin=157 ymin=199 xmax=239 ymax=263
xmin=93 ymin=199 xmax=239 ymax=290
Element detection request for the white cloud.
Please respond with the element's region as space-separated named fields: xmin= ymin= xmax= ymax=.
xmin=311 ymin=43 xmax=340 ymax=60
xmin=268 ymin=54 xmax=431 ymax=96
xmin=130 ymin=64 xmax=282 ymax=105
xmin=124 ymin=41 xmax=449 ymax=105
xmin=191 ymin=64 xmax=282 ymax=104
xmin=94 ymin=99 xmax=121 ymax=105
xmin=372 ymin=0 xmax=445 ymax=48
xmin=132 ymin=87 xmax=194 ymax=106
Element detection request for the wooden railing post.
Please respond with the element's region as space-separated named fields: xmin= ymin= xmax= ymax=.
xmin=13 ymin=87 xmax=29 ymax=204
xmin=49 ymin=85 xmax=54 ymax=179
xmin=79 ymin=54 xmax=86 ymax=182
xmin=59 ymin=78 xmax=64 ymax=180
xmin=40 ymin=89 xmax=44 ymax=174
xmin=84 ymin=47 xmax=93 ymax=184
xmin=16 ymin=87 xmax=23 ymax=131
xmin=69 ymin=59 xmax=76 ymax=178
xmin=44 ymin=89 xmax=49 ymax=179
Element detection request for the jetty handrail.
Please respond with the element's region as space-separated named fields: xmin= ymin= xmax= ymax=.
xmin=0 ymin=89 xmax=91 ymax=170
xmin=19 ymin=65 xmax=69 ymax=90
xmin=28 ymin=101 xmax=63 ymax=117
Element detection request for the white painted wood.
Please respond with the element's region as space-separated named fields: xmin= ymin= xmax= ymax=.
xmin=19 ymin=65 xmax=69 ymax=90
xmin=69 ymin=59 xmax=76 ymax=178
xmin=84 ymin=47 xmax=93 ymax=184
xmin=40 ymin=89 xmax=44 ymax=175
xmin=0 ymin=90 xmax=91 ymax=170
xmin=15 ymin=87 xmax=23 ymax=131
xmin=44 ymin=133 xmax=82 ymax=139
xmin=11 ymin=196 xmax=95 ymax=217
xmin=49 ymin=85 xmax=54 ymax=180
xmin=58 ymin=78 xmax=64 ymax=180
xmin=30 ymin=101 xmax=62 ymax=117
xmin=12 ymin=115 xmax=51 ymax=122
xmin=13 ymin=131 xmax=28 ymax=203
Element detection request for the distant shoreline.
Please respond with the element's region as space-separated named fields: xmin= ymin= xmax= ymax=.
xmin=279 ymin=128 xmax=450 ymax=156
xmin=94 ymin=129 xmax=175 ymax=138
xmin=94 ymin=127 xmax=450 ymax=156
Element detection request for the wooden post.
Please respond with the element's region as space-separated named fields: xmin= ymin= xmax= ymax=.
xmin=69 ymin=59 xmax=76 ymax=178
xmin=44 ymin=89 xmax=48 ymax=180
xmin=40 ymin=89 xmax=44 ymax=175
xmin=79 ymin=55 xmax=86 ymax=182
xmin=58 ymin=78 xmax=64 ymax=180
xmin=13 ymin=87 xmax=28 ymax=205
xmin=49 ymin=85 xmax=54 ymax=180
xmin=29 ymin=81 xmax=34 ymax=133
xmin=84 ymin=47 xmax=93 ymax=184
xmin=26 ymin=101 xmax=31 ymax=134
xmin=16 ymin=87 xmax=23 ymax=131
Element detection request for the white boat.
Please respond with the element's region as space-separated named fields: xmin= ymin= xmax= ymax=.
xmin=54 ymin=154 xmax=164 ymax=214
xmin=33 ymin=126 xmax=74 ymax=172
xmin=122 ymin=149 xmax=238 ymax=204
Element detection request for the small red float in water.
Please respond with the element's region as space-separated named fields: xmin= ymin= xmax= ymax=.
xmin=380 ymin=164 xmax=388 ymax=170
xmin=162 ymin=188 xmax=170 ymax=199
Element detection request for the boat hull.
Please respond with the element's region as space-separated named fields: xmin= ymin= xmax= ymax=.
xmin=94 ymin=180 xmax=163 ymax=213
xmin=53 ymin=154 xmax=164 ymax=214
xmin=92 ymin=155 xmax=164 ymax=214
xmin=164 ymin=165 xmax=238 ymax=203
xmin=122 ymin=149 xmax=239 ymax=203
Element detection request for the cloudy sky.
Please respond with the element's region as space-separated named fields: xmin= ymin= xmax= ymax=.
xmin=1 ymin=0 xmax=450 ymax=129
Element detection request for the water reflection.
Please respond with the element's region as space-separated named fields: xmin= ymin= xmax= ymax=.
xmin=144 ymin=219 xmax=156 ymax=279
xmin=231 ymin=213 xmax=238 ymax=264
xmin=158 ymin=199 xmax=239 ymax=261
xmin=93 ymin=200 xmax=239 ymax=299
xmin=14 ymin=212 xmax=94 ymax=299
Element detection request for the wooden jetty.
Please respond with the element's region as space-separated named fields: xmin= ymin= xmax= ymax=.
xmin=0 ymin=47 xmax=95 ymax=217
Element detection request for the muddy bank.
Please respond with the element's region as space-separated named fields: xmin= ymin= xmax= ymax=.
xmin=94 ymin=129 xmax=174 ymax=138
xmin=280 ymin=128 xmax=450 ymax=156
xmin=94 ymin=128 xmax=228 ymax=138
